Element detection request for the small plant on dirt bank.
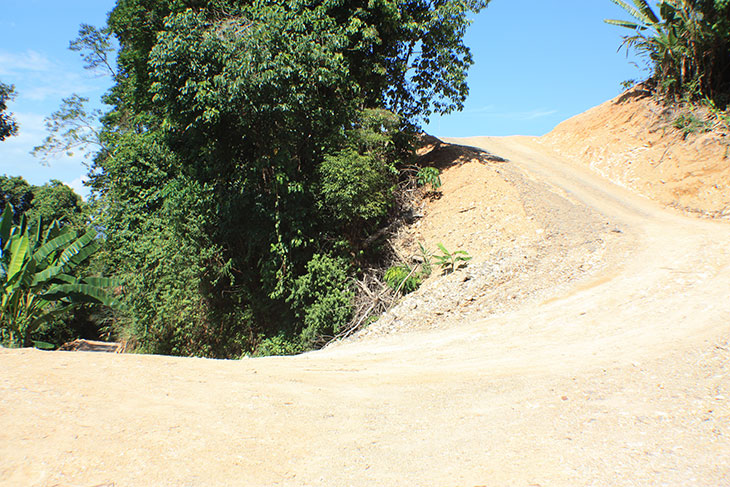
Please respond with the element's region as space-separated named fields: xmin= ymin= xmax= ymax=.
xmin=433 ymin=243 xmax=472 ymax=274
xmin=384 ymin=263 xmax=423 ymax=295
xmin=416 ymin=167 xmax=442 ymax=191
xmin=672 ymin=112 xmax=711 ymax=136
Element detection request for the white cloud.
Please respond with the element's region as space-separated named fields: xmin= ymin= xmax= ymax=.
xmin=66 ymin=175 xmax=90 ymax=201
xmin=464 ymin=105 xmax=558 ymax=121
xmin=0 ymin=50 xmax=56 ymax=76
xmin=516 ymin=109 xmax=559 ymax=120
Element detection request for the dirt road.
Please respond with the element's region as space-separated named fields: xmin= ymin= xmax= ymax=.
xmin=2 ymin=137 xmax=729 ymax=486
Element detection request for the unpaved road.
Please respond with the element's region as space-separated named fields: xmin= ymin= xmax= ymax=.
xmin=2 ymin=137 xmax=729 ymax=486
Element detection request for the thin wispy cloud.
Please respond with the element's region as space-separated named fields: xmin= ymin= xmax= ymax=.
xmin=517 ymin=109 xmax=559 ymax=120
xmin=0 ymin=50 xmax=56 ymax=75
xmin=464 ymin=105 xmax=558 ymax=121
xmin=0 ymin=49 xmax=109 ymax=102
xmin=0 ymin=111 xmax=92 ymax=189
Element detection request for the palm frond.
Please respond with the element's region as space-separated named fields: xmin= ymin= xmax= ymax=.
xmin=608 ymin=0 xmax=652 ymax=25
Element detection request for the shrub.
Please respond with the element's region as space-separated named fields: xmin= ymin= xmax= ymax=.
xmin=672 ymin=111 xmax=711 ymax=136
xmin=253 ymin=333 xmax=302 ymax=357
xmin=416 ymin=167 xmax=442 ymax=190
xmin=317 ymin=149 xmax=393 ymax=224
xmin=288 ymin=253 xmax=354 ymax=347
xmin=433 ymin=243 xmax=472 ymax=274
xmin=384 ymin=263 xmax=422 ymax=295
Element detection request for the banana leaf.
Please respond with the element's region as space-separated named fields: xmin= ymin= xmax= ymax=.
xmin=0 ymin=204 xmax=13 ymax=249
xmin=68 ymin=240 xmax=100 ymax=267
xmin=42 ymin=283 xmax=113 ymax=306
xmin=7 ymin=235 xmax=29 ymax=285
xmin=83 ymin=276 xmax=121 ymax=288
xmin=57 ymin=229 xmax=97 ymax=267
xmin=33 ymin=228 xmax=76 ymax=263
xmin=31 ymin=264 xmax=66 ymax=286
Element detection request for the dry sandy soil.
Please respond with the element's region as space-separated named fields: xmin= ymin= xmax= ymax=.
xmin=1 ymin=96 xmax=730 ymax=486
xmin=538 ymin=86 xmax=730 ymax=219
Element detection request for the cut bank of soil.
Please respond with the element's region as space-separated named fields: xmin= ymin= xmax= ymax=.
xmin=538 ymin=86 xmax=730 ymax=219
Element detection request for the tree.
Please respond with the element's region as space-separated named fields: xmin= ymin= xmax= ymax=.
xmin=0 ymin=177 xmax=34 ymax=221
xmin=32 ymin=22 xmax=116 ymax=165
xmin=0 ymin=81 xmax=18 ymax=141
xmin=31 ymin=94 xmax=103 ymax=166
xmin=69 ymin=24 xmax=117 ymax=77
xmin=0 ymin=176 xmax=85 ymax=227
xmin=92 ymin=0 xmax=488 ymax=357
xmin=30 ymin=180 xmax=85 ymax=227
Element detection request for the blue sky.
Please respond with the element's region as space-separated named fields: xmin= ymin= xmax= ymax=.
xmin=0 ymin=0 xmax=647 ymax=199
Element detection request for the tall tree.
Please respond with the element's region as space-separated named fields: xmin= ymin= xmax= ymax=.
xmin=94 ymin=0 xmax=488 ymax=357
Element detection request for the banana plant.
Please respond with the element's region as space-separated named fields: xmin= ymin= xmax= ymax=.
xmin=605 ymin=0 xmax=711 ymax=97
xmin=0 ymin=204 xmax=119 ymax=347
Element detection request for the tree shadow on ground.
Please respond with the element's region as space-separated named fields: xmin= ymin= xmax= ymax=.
xmin=417 ymin=134 xmax=507 ymax=170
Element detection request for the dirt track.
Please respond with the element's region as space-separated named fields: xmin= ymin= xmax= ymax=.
xmin=2 ymin=137 xmax=729 ymax=486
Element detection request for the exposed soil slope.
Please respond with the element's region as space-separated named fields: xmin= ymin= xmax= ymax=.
xmin=538 ymin=87 xmax=730 ymax=218
xmin=2 ymin=101 xmax=730 ymax=486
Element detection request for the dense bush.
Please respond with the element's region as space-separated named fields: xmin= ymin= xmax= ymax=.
xmin=384 ymin=264 xmax=423 ymax=295
xmin=288 ymin=254 xmax=354 ymax=347
xmin=317 ymin=149 xmax=394 ymax=226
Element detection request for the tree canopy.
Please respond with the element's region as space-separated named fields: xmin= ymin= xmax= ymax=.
xmin=0 ymin=176 xmax=85 ymax=227
xmin=86 ymin=0 xmax=488 ymax=357
xmin=0 ymin=81 xmax=18 ymax=141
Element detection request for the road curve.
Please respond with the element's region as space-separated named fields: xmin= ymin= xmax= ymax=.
xmin=1 ymin=136 xmax=729 ymax=487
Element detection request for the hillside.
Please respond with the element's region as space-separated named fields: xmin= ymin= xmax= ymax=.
xmin=538 ymin=86 xmax=730 ymax=219
xmin=2 ymin=94 xmax=730 ymax=486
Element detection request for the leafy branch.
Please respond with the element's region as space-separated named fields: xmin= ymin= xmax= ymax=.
xmin=31 ymin=95 xmax=103 ymax=166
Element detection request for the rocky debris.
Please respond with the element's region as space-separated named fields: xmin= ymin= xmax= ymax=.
xmin=58 ymin=339 xmax=124 ymax=353
xmin=351 ymin=139 xmax=630 ymax=341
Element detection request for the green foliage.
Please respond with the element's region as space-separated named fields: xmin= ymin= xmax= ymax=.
xmin=620 ymin=78 xmax=640 ymax=90
xmin=384 ymin=243 xmax=435 ymax=295
xmin=0 ymin=176 xmax=34 ymax=221
xmin=606 ymin=0 xmax=730 ymax=105
xmin=29 ymin=181 xmax=86 ymax=227
xmin=433 ymin=243 xmax=472 ymax=274
xmin=0 ymin=176 xmax=86 ymax=228
xmin=318 ymin=149 xmax=393 ymax=225
xmin=288 ymin=254 xmax=354 ymax=348
xmin=0 ymin=204 xmax=118 ymax=348
xmin=0 ymin=80 xmax=18 ymax=141
xmin=416 ymin=167 xmax=442 ymax=190
xmin=88 ymin=0 xmax=487 ymax=357
xmin=672 ymin=111 xmax=712 ymax=135
xmin=69 ymin=24 xmax=117 ymax=77
xmin=32 ymin=94 xmax=102 ymax=165
xmin=253 ymin=333 xmax=303 ymax=357
xmin=384 ymin=263 xmax=423 ymax=295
